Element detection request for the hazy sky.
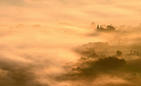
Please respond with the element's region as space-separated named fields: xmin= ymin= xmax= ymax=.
xmin=0 ymin=0 xmax=141 ymax=26
xmin=0 ymin=0 xmax=141 ymax=86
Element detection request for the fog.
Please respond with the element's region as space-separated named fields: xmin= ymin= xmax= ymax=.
xmin=0 ymin=23 xmax=140 ymax=86
xmin=0 ymin=24 xmax=103 ymax=86
xmin=0 ymin=0 xmax=141 ymax=86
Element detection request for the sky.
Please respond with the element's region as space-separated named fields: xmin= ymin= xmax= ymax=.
xmin=0 ymin=0 xmax=141 ymax=26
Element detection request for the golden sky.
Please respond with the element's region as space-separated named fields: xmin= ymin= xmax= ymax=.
xmin=0 ymin=0 xmax=141 ymax=86
xmin=0 ymin=0 xmax=141 ymax=26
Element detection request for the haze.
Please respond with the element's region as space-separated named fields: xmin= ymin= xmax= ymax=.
xmin=0 ymin=0 xmax=141 ymax=86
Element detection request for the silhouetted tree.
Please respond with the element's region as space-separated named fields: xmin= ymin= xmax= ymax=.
xmin=116 ymin=50 xmax=122 ymax=56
